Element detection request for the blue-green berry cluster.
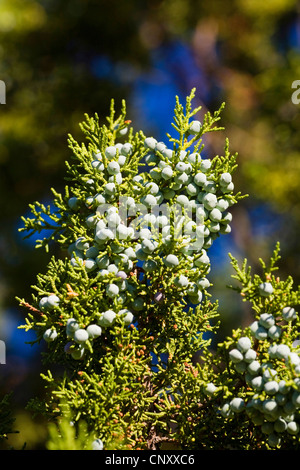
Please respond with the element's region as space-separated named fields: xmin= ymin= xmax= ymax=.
xmin=64 ymin=319 xmax=102 ymax=360
xmin=143 ymin=135 xmax=234 ymax=249
xmin=64 ymin=131 xmax=238 ymax=322
xmin=221 ymin=306 xmax=300 ymax=447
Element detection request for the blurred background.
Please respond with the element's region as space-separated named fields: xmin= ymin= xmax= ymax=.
xmin=1 ymin=0 xmax=300 ymax=449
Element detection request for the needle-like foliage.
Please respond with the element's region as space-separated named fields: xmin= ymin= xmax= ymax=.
xmin=17 ymin=90 xmax=300 ymax=450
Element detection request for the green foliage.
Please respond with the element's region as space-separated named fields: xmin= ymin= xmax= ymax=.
xmin=17 ymin=90 xmax=300 ymax=450
xmin=0 ymin=393 xmax=18 ymax=446
xmin=201 ymin=244 xmax=300 ymax=449
xmin=46 ymin=404 xmax=96 ymax=450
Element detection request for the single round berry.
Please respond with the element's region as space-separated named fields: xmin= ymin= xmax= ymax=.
xmin=194 ymin=251 xmax=210 ymax=267
xmin=75 ymin=237 xmax=90 ymax=251
xmin=188 ymin=152 xmax=201 ymax=165
xmin=278 ymin=380 xmax=290 ymax=395
xmin=149 ymin=168 xmax=161 ymax=181
xmin=142 ymin=194 xmax=157 ymax=207
xmin=95 ymin=228 xmax=115 ymax=243
xmin=39 ymin=296 xmax=49 ymax=310
xmin=135 ymin=248 xmax=148 ymax=261
xmin=116 ymin=270 xmax=127 ymax=280
xmin=106 ymin=283 xmax=119 ymax=298
xmin=221 ymin=181 xmax=234 ymax=193
xmin=164 ymin=254 xmax=179 ymax=268
xmin=143 ymin=259 xmax=158 ymax=272
xmin=120 ymin=143 xmax=133 ymax=156
xmin=104 ymin=182 xmax=116 ymax=196
xmin=221 ymin=403 xmax=233 ymax=418
xmin=229 ymin=397 xmax=245 ymax=413
xmin=66 ymin=318 xmax=80 ymax=335
xmin=43 ymin=328 xmax=58 ymax=342
xmin=141 ymin=239 xmax=156 ymax=254
xmin=144 ymin=137 xmax=157 ymax=150
xmin=95 ymin=193 xmax=106 ymax=205
xmin=107 ymin=161 xmax=120 ymax=175
xmin=275 ymin=344 xmax=290 ymax=360
xmin=154 ymin=292 xmax=165 ymax=304
xmin=203 ymin=180 xmax=217 ymax=194
xmin=209 ymin=208 xmax=222 ymax=222
xmin=108 ymin=172 xmax=122 ymax=184
xmin=287 ymin=421 xmax=299 ymax=435
xmin=96 ymin=254 xmax=110 ymax=269
xmin=259 ymin=313 xmax=275 ymax=329
xmin=229 ymin=349 xmax=244 ymax=364
xmin=85 ymin=258 xmax=97 ymax=272
xmin=200 ymin=159 xmax=211 ymax=172
xmin=216 ymin=198 xmax=229 ymax=211
xmin=132 ymin=297 xmax=146 ymax=311
xmin=262 ymin=399 xmax=278 ymax=415
xmin=92 ymin=160 xmax=105 ymax=172
xmin=86 ymin=324 xmax=102 ymax=339
xmin=161 ymin=166 xmax=173 ymax=180
xmin=247 ymin=360 xmax=261 ymax=375
xmin=176 ymin=195 xmax=190 ymax=206
xmin=189 ymin=120 xmax=201 ymax=135
xmin=204 ymin=383 xmax=217 ymax=396
xmin=146 ymin=181 xmax=159 ymax=195
xmin=258 ymin=282 xmax=273 ymax=296
xmin=185 ymin=182 xmax=198 ymax=198
xmin=85 ymin=246 xmax=99 ymax=258
xmin=47 ymin=294 xmax=60 ymax=309
xmin=219 ymin=173 xmax=232 ymax=186
xmin=196 ymin=277 xmax=210 ymax=289
xmin=99 ymin=310 xmax=116 ymax=327
xmin=163 ymin=188 xmax=176 ymax=200
xmin=118 ymin=154 xmax=127 ymax=166
xmin=74 ymin=329 xmax=89 ymax=344
xmin=188 ymin=291 xmax=203 ymax=304
xmin=174 ymin=275 xmax=189 ymax=288
xmin=175 ymin=161 xmax=187 ymax=172
xmin=92 ymin=438 xmax=104 ymax=450
xmin=71 ymin=347 xmax=85 ymax=360
xmin=286 ymin=352 xmax=300 ymax=366
xmin=202 ymin=193 xmax=218 ymax=210
xmin=282 ymin=306 xmax=297 ymax=321
xmin=194 ymin=173 xmax=207 ymax=187
xmin=105 ymin=146 xmax=117 ymax=160
xmin=106 ymin=211 xmax=121 ymax=227
xmin=250 ymin=376 xmax=264 ymax=391
xmin=261 ymin=362 xmax=277 ymax=380
xmin=118 ymin=309 xmax=134 ymax=325
xmin=244 ymin=348 xmax=256 ymax=363
xmin=268 ymin=325 xmax=281 ymax=340
xmin=68 ymin=197 xmax=79 ymax=211
xmin=237 ymin=337 xmax=252 ymax=353
xmin=264 ymin=381 xmax=279 ymax=395
xmin=274 ymin=418 xmax=287 ymax=433
xmin=174 ymin=172 xmax=189 ymax=185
